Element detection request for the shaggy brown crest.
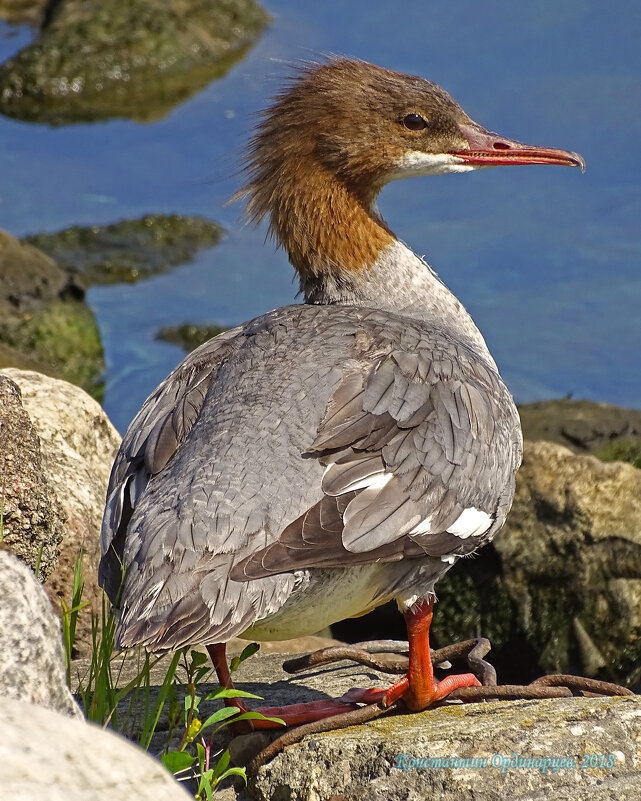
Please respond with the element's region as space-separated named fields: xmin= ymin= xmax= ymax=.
xmin=235 ymin=59 xmax=476 ymax=286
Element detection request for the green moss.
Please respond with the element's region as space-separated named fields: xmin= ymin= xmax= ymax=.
xmin=430 ymin=555 xmax=515 ymax=653
xmin=593 ymin=439 xmax=641 ymax=469
xmin=156 ymin=323 xmax=228 ymax=353
xmin=0 ymin=300 xmax=104 ymax=399
xmin=0 ymin=0 xmax=270 ymax=124
xmin=23 ymin=214 xmax=224 ymax=287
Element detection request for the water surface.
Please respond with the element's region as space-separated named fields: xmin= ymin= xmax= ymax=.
xmin=0 ymin=1 xmax=639 ymax=433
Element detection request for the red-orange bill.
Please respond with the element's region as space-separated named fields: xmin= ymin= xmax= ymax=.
xmin=450 ymin=123 xmax=585 ymax=171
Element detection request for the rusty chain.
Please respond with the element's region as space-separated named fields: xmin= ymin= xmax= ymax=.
xmin=249 ymin=637 xmax=633 ymax=775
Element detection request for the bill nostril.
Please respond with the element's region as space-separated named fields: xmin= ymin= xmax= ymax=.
xmin=493 ymin=141 xmax=511 ymax=150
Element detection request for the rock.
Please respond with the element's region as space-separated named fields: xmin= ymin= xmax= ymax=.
xmin=0 ymin=340 xmax=58 ymax=375
xmin=2 ymin=368 xmax=121 ymax=656
xmin=0 ymin=228 xmax=71 ymax=315
xmin=0 ymin=228 xmax=104 ymax=397
xmin=0 ymin=0 xmax=271 ymax=125
xmin=1 ymin=214 xmax=226 ymax=393
xmin=156 ymin=322 xmax=228 ymax=352
xmin=338 ymin=438 xmax=641 ymax=690
xmin=518 ymin=398 xmax=641 ymax=454
xmin=0 ymin=550 xmax=80 ymax=717
xmin=496 ymin=441 xmax=641 ymax=685
xmin=0 ymin=374 xmax=65 ymax=578
xmin=68 ymin=635 xmax=344 ymax=754
xmin=24 ymin=214 xmax=225 ymax=287
xmin=250 ymin=694 xmax=641 ymax=801
xmin=430 ymin=440 xmax=641 ymax=690
xmin=77 ymin=642 xmax=641 ymax=801
xmin=0 ymin=0 xmax=47 ymax=26
xmin=0 ymin=697 xmax=191 ymax=800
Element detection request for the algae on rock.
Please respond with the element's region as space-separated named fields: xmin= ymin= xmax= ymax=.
xmin=0 ymin=228 xmax=104 ymax=398
xmin=1 ymin=214 xmax=226 ymax=395
xmin=156 ymin=322 xmax=228 ymax=352
xmin=24 ymin=214 xmax=225 ymax=286
xmin=0 ymin=0 xmax=271 ymax=124
xmin=1 ymin=299 xmax=105 ymax=400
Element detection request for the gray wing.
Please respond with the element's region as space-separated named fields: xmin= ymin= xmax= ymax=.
xmin=102 ymin=305 xmax=522 ymax=651
xmin=99 ymin=326 xmax=241 ymax=602
xmin=233 ymin=321 xmax=522 ymax=579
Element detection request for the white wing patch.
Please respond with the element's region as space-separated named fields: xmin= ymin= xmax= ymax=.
xmin=446 ymin=507 xmax=492 ymax=539
xmin=409 ymin=514 xmax=433 ymax=536
xmin=323 ymin=463 xmax=394 ymax=495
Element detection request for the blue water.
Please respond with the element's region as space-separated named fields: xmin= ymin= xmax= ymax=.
xmin=0 ymin=1 xmax=640 ymax=433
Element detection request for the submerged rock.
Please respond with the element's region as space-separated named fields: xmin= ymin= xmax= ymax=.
xmin=157 ymin=322 xmax=228 ymax=352
xmin=24 ymin=214 xmax=225 ymax=286
xmin=0 ymin=0 xmax=271 ymax=125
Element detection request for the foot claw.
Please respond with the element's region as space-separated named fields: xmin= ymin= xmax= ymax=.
xmin=340 ymin=672 xmax=482 ymax=711
xmin=340 ymin=687 xmax=387 ymax=705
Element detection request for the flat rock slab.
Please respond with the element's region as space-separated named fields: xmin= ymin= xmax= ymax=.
xmin=71 ymin=646 xmax=641 ymax=799
xmin=250 ymin=695 xmax=641 ymax=801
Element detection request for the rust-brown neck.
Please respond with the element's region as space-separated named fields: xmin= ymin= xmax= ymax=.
xmin=242 ymin=148 xmax=395 ymax=300
xmin=277 ymin=158 xmax=393 ymax=274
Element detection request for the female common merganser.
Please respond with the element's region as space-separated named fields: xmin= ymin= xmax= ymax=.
xmin=99 ymin=59 xmax=584 ymax=724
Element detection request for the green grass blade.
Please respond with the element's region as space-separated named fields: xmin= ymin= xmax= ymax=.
xmin=139 ymin=649 xmax=182 ymax=750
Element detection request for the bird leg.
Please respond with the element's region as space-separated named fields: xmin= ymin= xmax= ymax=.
xmin=207 ymin=642 xmax=254 ymax=734
xmin=205 ymin=598 xmax=480 ymax=730
xmin=208 ymin=643 xmax=250 ymax=713
xmin=206 ymin=642 xmax=359 ymax=729
xmin=340 ymin=597 xmax=481 ymax=708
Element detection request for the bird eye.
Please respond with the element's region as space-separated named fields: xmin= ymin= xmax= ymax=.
xmin=402 ymin=113 xmax=427 ymax=131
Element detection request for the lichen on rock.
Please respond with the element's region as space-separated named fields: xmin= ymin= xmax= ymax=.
xmin=2 ymin=368 xmax=121 ymax=657
xmin=0 ymin=374 xmax=65 ymax=579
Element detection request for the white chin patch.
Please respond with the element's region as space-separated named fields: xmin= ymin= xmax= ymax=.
xmin=446 ymin=507 xmax=492 ymax=539
xmin=388 ymin=151 xmax=479 ymax=180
